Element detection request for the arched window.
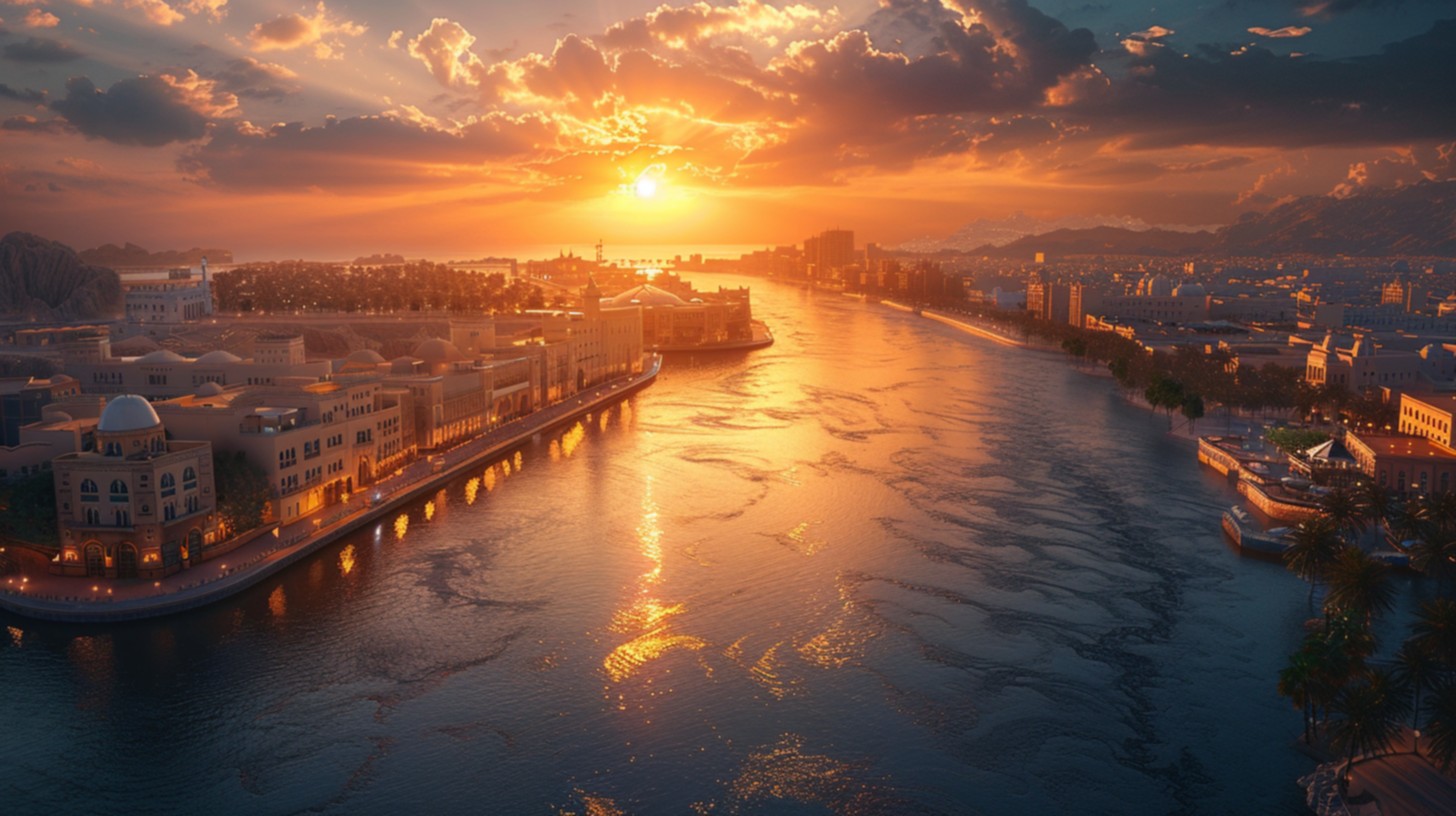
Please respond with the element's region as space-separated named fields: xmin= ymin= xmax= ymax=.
xmin=105 ymin=442 xmax=121 ymax=456
xmin=109 ymin=480 xmax=128 ymax=501
xmin=84 ymin=507 xmax=100 ymax=525
xmin=160 ymin=473 xmax=176 ymax=497
xmin=164 ymin=503 xmax=176 ymax=521
xmin=80 ymin=479 xmax=98 ymax=500
xmin=183 ymin=466 xmax=197 ymax=490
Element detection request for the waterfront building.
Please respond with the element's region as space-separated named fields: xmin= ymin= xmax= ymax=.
xmin=0 ymin=395 xmax=104 ymax=482
xmin=62 ymin=333 xmax=331 ymax=399
xmin=599 ymin=281 xmax=746 ymax=350
xmin=155 ymin=377 xmax=412 ymax=524
xmin=122 ymin=262 xmax=213 ymax=324
xmin=1344 ymin=430 xmax=1456 ymax=496
xmin=51 ymin=394 xmax=220 ymax=579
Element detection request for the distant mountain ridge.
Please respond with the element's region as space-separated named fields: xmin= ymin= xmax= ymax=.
xmin=1213 ymin=181 xmax=1456 ymax=257
xmin=914 ymin=181 xmax=1456 ymax=258
xmin=79 ymin=242 xmax=232 ymax=267
xmin=969 ymin=226 xmax=1216 ymax=258
xmin=1 ymin=232 xmax=123 ymax=320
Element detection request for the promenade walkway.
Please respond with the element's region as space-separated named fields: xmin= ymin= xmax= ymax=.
xmin=0 ymin=356 xmax=661 ymax=622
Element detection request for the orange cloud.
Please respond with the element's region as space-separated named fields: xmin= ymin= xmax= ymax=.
xmin=248 ymin=1 xmax=366 ymax=59
xmin=23 ymin=8 xmax=58 ymax=27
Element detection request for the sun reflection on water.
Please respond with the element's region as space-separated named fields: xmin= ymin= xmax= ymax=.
xmin=464 ymin=477 xmax=480 ymax=505
xmin=602 ymin=476 xmax=705 ymax=683
xmin=394 ymin=513 xmax=409 ymax=540
xmin=338 ymin=544 xmax=356 ymax=576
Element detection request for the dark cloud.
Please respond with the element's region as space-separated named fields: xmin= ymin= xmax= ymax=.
xmin=211 ymin=57 xmax=299 ymax=100
xmin=51 ymin=76 xmax=211 ymax=146
xmin=3 ymin=36 xmax=84 ymax=63
xmin=1085 ymin=18 xmax=1456 ymax=148
xmin=180 ymin=114 xmax=557 ymax=190
xmin=0 ymin=83 xmax=47 ymax=103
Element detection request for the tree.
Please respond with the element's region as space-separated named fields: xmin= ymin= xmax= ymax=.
xmin=1320 ymin=488 xmax=1367 ymax=542
xmin=1284 ymin=516 xmax=1345 ymax=606
xmin=1327 ymin=669 xmax=1408 ymax=791
xmin=212 ymin=451 xmax=271 ymax=536
xmin=0 ymin=470 xmax=59 ymax=545
xmin=1392 ymin=643 xmax=1440 ymax=756
xmin=1409 ymin=532 xmax=1456 ymax=594
xmin=1356 ymin=481 xmax=1394 ymax=540
xmin=1324 ymin=547 xmax=1396 ymax=624
xmin=1425 ymin=679 xmax=1456 ymax=771
xmin=1280 ymin=647 xmax=1321 ymax=745
xmin=1411 ymin=599 xmax=1456 ymax=670
xmin=1181 ymin=393 xmax=1205 ymax=434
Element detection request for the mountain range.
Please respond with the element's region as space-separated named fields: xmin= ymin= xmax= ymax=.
xmin=78 ymin=242 xmax=232 ymax=267
xmin=910 ymin=181 xmax=1456 ymax=258
xmin=1 ymin=232 xmax=122 ymax=321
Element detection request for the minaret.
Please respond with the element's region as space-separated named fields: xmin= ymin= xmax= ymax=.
xmin=583 ymin=275 xmax=602 ymax=316
xmin=200 ymin=256 xmax=213 ymax=315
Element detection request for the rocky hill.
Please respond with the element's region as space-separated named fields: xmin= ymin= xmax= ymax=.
xmin=78 ymin=242 xmax=232 ymax=267
xmin=1213 ymin=181 xmax=1456 ymax=257
xmin=971 ymin=226 xmax=1217 ymax=258
xmin=0 ymin=232 xmax=123 ymax=321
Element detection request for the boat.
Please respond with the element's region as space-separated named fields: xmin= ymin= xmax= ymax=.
xmin=1221 ymin=506 xmax=1293 ymax=557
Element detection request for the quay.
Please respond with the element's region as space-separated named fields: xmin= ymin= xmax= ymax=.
xmin=0 ymin=355 xmax=662 ymax=623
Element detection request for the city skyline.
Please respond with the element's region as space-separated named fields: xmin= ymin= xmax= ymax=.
xmin=2 ymin=0 xmax=1454 ymax=257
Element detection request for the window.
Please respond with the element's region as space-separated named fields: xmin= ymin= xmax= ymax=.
xmin=160 ymin=473 xmax=176 ymax=497
xmin=183 ymin=466 xmax=197 ymax=490
xmin=109 ymin=480 xmax=129 ymax=501
xmin=84 ymin=507 xmax=100 ymax=525
xmin=81 ymin=479 xmax=99 ymax=501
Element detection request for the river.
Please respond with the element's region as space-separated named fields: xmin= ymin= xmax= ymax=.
xmin=0 ymin=276 xmax=1373 ymax=814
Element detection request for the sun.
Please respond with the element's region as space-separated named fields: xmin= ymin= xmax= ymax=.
xmin=634 ymin=177 xmax=658 ymax=199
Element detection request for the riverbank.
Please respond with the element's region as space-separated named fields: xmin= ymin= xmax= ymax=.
xmin=0 ymin=355 xmax=662 ymax=623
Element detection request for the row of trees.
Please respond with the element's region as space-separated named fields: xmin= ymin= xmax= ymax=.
xmin=956 ymin=303 xmax=1398 ymax=431
xmin=1279 ymin=485 xmax=1456 ymax=786
xmin=212 ymin=261 xmax=547 ymax=314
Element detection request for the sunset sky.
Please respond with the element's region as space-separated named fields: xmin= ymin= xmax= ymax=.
xmin=1 ymin=0 xmax=1453 ymax=258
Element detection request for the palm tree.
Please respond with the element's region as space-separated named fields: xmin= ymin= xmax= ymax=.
xmin=1423 ymin=679 xmax=1456 ymax=771
xmin=1410 ymin=533 xmax=1456 ymax=595
xmin=1411 ymin=598 xmax=1456 ymax=670
xmin=1285 ymin=516 xmax=1345 ymax=606
xmin=1280 ymin=648 xmax=1321 ymax=745
xmin=1324 ymin=547 xmax=1397 ymax=624
xmin=1327 ymin=669 xmax=1408 ymax=792
xmin=1321 ymin=488 xmax=1366 ymax=542
xmin=1356 ymin=481 xmax=1394 ymax=543
xmin=1392 ymin=643 xmax=1440 ymax=756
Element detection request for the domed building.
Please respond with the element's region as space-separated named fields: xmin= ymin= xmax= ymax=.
xmin=599 ymin=280 xmax=759 ymax=350
xmin=51 ymin=394 xmax=220 ymax=580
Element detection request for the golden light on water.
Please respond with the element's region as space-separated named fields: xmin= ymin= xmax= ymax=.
xmin=729 ymin=734 xmax=861 ymax=807
xmin=560 ymin=422 xmax=586 ymax=458
xmin=339 ymin=544 xmax=357 ymax=576
xmin=465 ymin=477 xmax=480 ymax=505
xmin=394 ymin=514 xmax=409 ymax=540
xmin=268 ymin=585 xmax=287 ymax=618
xmin=502 ymin=457 xmax=513 ymax=476
xmin=424 ymin=501 xmax=436 ymax=522
xmin=8 ymin=625 xmax=23 ymax=648
xmin=514 ymin=451 xmax=523 ymax=471
xmin=602 ymin=476 xmax=706 ymax=683
xmin=483 ymin=467 xmax=497 ymax=493
xmin=549 ymin=439 xmax=561 ymax=461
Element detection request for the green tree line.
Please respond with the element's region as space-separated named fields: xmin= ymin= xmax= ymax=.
xmin=213 ymin=262 xmax=546 ymax=314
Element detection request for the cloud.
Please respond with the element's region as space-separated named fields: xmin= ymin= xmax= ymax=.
xmin=1331 ymin=142 xmax=1456 ymax=197
xmin=248 ymin=1 xmax=366 ymax=59
xmin=210 ymin=56 xmax=299 ymax=100
xmin=180 ymin=113 xmax=558 ymax=190
xmin=50 ymin=72 xmax=235 ymax=146
xmin=124 ymin=0 xmax=184 ymax=27
xmin=598 ymin=0 xmax=839 ymax=52
xmin=179 ymin=0 xmax=227 ymax=20
xmin=23 ymin=8 xmax=58 ymax=28
xmin=1086 ymin=19 xmax=1456 ymax=149
xmin=407 ymin=18 xmax=486 ymax=89
xmin=3 ymin=114 xmax=72 ymax=134
xmin=0 ymin=81 xmax=46 ymax=102
xmin=3 ymin=36 xmax=84 ymax=63
xmin=1248 ymin=26 xmax=1313 ymax=38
